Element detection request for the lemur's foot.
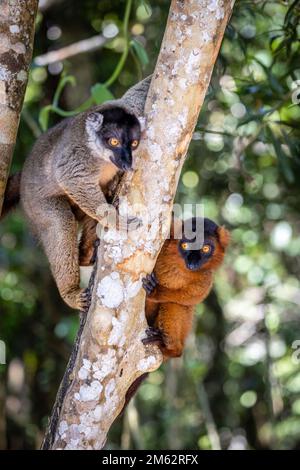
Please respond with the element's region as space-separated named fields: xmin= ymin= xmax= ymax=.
xmin=62 ymin=287 xmax=91 ymax=312
xmin=142 ymin=326 xmax=165 ymax=347
xmin=79 ymin=287 xmax=92 ymax=314
xmin=142 ymin=273 xmax=158 ymax=295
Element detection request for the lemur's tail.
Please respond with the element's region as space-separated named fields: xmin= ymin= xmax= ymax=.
xmin=119 ymin=373 xmax=149 ymax=416
xmin=0 ymin=172 xmax=21 ymax=219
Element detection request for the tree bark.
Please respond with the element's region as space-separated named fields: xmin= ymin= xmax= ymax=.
xmin=43 ymin=0 xmax=235 ymax=450
xmin=0 ymin=0 xmax=38 ymax=214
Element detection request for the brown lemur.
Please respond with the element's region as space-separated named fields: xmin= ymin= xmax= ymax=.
xmin=142 ymin=217 xmax=230 ymax=359
xmin=1 ymin=77 xmax=151 ymax=311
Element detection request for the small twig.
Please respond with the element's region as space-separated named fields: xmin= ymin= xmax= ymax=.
xmin=34 ymin=35 xmax=108 ymax=66
xmin=104 ymin=0 xmax=133 ymax=87
xmin=166 ymin=361 xmax=182 ymax=449
xmin=22 ymin=109 xmax=42 ymax=138
xmin=189 ymin=311 xmax=222 ymax=451
xmin=196 ymin=127 xmax=237 ymax=138
xmin=39 ymin=0 xmax=63 ymax=11
xmin=264 ymin=306 xmax=284 ymax=449
xmin=121 ymin=400 xmax=144 ymax=450
xmin=196 ymin=382 xmax=222 ymax=450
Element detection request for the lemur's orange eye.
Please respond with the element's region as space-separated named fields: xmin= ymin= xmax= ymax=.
xmin=202 ymin=244 xmax=211 ymax=254
xmin=131 ymin=139 xmax=139 ymax=148
xmin=181 ymin=242 xmax=188 ymax=250
xmin=109 ymin=137 xmax=120 ymax=147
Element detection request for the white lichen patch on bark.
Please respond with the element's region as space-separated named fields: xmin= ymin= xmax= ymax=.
xmin=108 ymin=313 xmax=128 ymax=347
xmin=75 ymin=380 xmax=103 ymax=402
xmin=50 ymin=0 xmax=235 ymax=450
xmin=58 ymin=420 xmax=68 ymax=438
xmin=97 ymin=272 xmax=142 ymax=309
xmin=77 ymin=359 xmax=91 ymax=380
xmin=208 ymin=0 xmax=225 ymax=19
xmin=92 ymin=349 xmax=117 ymax=380
xmin=9 ymin=24 xmax=20 ymax=34
xmin=97 ymin=272 xmax=124 ymax=308
xmin=0 ymin=33 xmax=26 ymax=55
xmin=93 ymin=405 xmax=103 ymax=422
xmin=138 ymin=355 xmax=158 ymax=372
xmin=0 ymin=66 xmax=9 ymax=81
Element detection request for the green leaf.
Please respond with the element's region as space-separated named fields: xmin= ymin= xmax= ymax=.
xmin=91 ymin=83 xmax=114 ymax=104
xmin=130 ymin=38 xmax=149 ymax=67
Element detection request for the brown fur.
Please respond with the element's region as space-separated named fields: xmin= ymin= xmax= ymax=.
xmin=19 ymin=114 xmax=140 ymax=310
xmin=145 ymin=225 xmax=230 ymax=358
xmin=18 ymin=116 xmax=118 ymax=310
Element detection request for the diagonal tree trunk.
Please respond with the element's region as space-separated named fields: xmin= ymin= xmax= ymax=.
xmin=0 ymin=0 xmax=38 ymax=215
xmin=43 ymin=0 xmax=235 ymax=450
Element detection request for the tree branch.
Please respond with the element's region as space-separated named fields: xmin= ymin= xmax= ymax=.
xmin=43 ymin=0 xmax=235 ymax=450
xmin=0 ymin=0 xmax=38 ymax=214
xmin=34 ymin=35 xmax=108 ymax=67
xmin=39 ymin=0 xmax=64 ymax=12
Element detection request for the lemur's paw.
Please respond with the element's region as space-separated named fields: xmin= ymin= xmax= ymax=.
xmin=142 ymin=273 xmax=158 ymax=295
xmin=142 ymin=326 xmax=165 ymax=347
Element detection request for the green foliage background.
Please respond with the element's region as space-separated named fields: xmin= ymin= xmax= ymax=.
xmin=1 ymin=0 xmax=300 ymax=450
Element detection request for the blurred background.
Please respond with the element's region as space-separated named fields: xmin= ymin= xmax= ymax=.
xmin=1 ymin=0 xmax=300 ymax=450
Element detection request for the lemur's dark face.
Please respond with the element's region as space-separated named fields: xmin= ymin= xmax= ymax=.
xmin=100 ymin=108 xmax=141 ymax=171
xmin=178 ymin=217 xmax=219 ymax=271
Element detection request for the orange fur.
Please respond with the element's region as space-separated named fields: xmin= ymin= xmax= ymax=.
xmin=145 ymin=224 xmax=230 ymax=359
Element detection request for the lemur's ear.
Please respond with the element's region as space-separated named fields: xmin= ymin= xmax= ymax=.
xmin=217 ymin=226 xmax=230 ymax=250
xmin=86 ymin=112 xmax=104 ymax=133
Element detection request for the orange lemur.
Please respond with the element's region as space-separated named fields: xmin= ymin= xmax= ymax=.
xmin=142 ymin=217 xmax=230 ymax=359
xmin=1 ymin=77 xmax=151 ymax=311
xmin=79 ymin=216 xmax=230 ymax=359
